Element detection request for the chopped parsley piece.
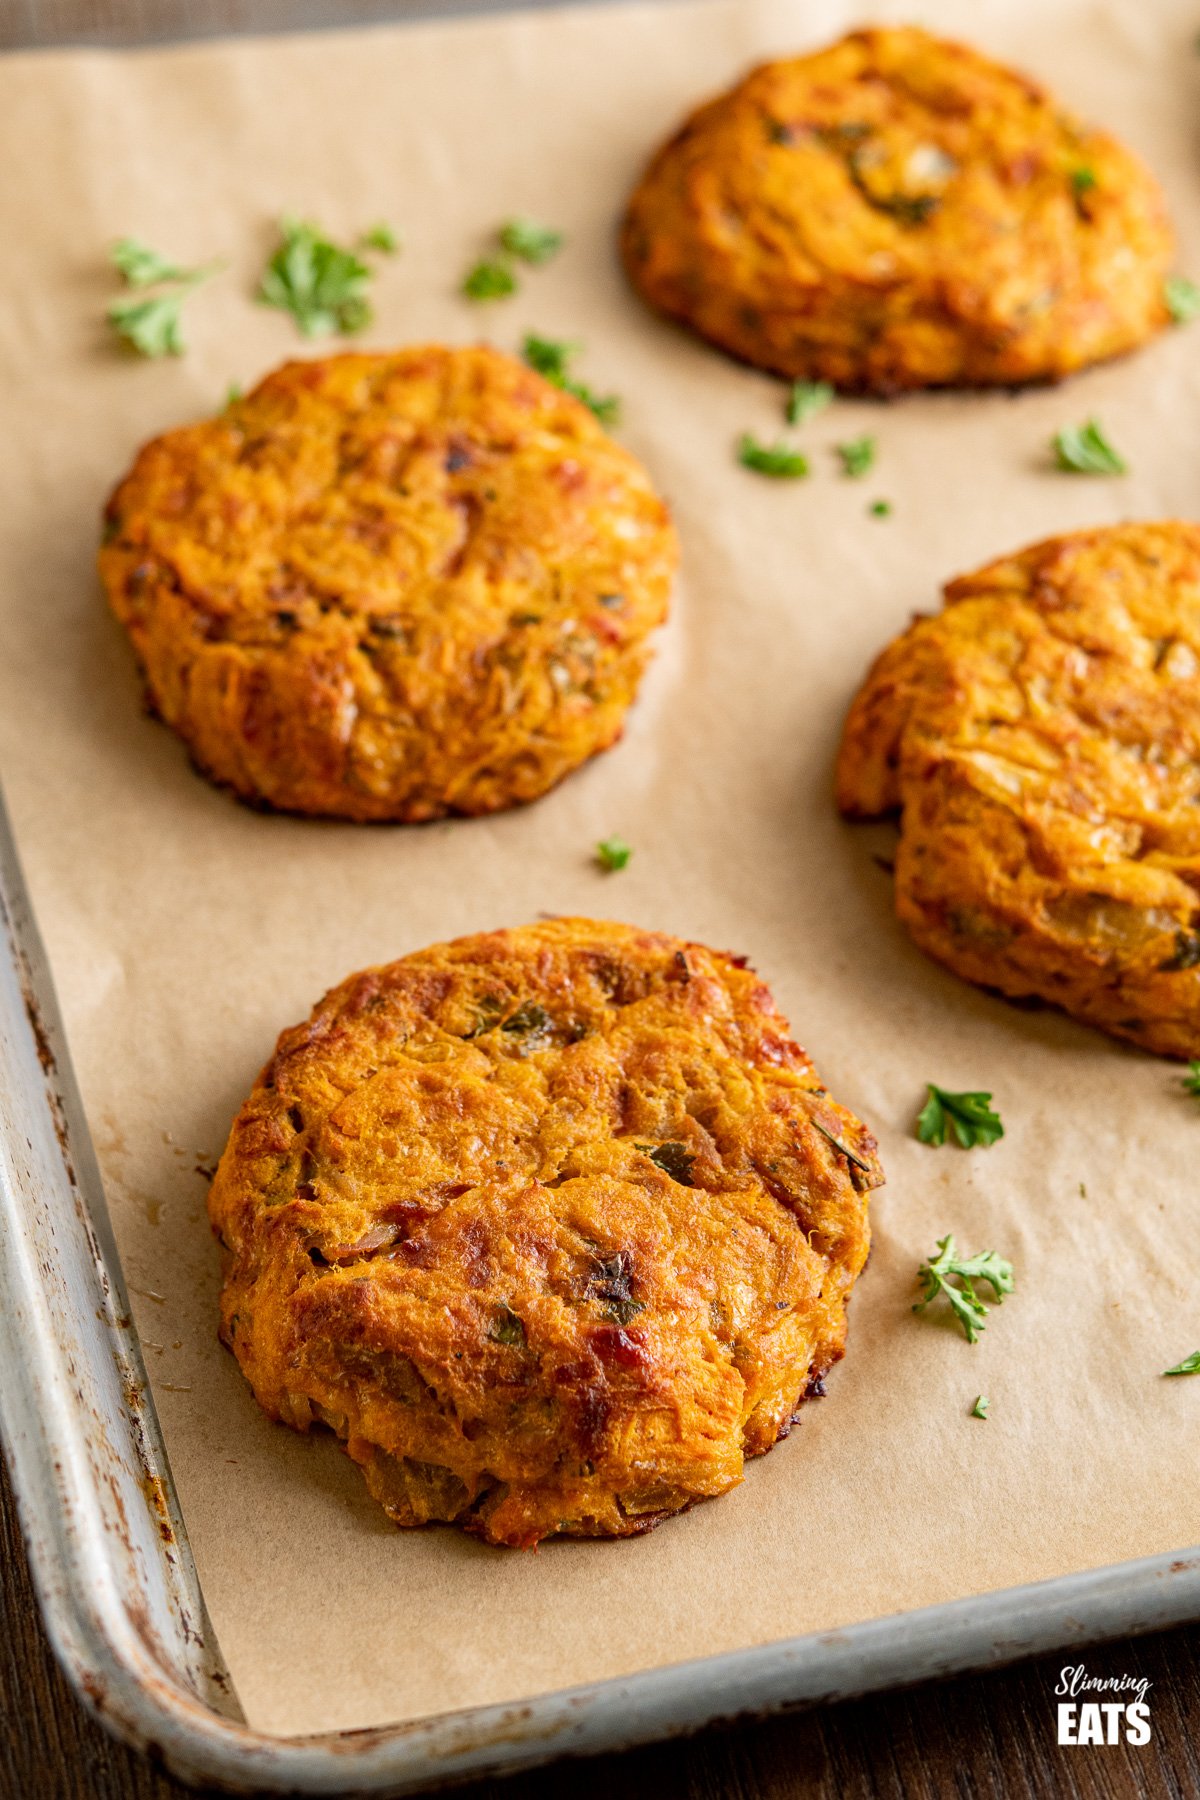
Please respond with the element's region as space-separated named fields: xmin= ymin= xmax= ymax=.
xmin=110 ymin=237 xmax=194 ymax=287
xmin=636 ymin=1141 xmax=696 ymax=1186
xmin=107 ymin=279 xmax=213 ymax=357
xmin=106 ymin=240 xmax=222 ymax=357
xmin=917 ymin=1084 xmax=1004 ymax=1149
xmin=462 ymin=258 xmax=517 ymax=300
xmin=359 ymin=222 xmax=400 ymax=254
xmin=786 ymin=379 xmax=834 ymax=425
xmin=869 ymin=498 xmax=892 ymax=517
xmin=499 ymin=217 xmax=564 ymax=265
xmin=224 ymin=382 xmax=243 ymax=407
xmin=596 ymin=836 xmax=632 ymax=872
xmin=1183 ymin=1060 xmax=1200 ymax=1097
xmin=970 ymin=1394 xmax=990 ymax=1419
xmin=1163 ymin=1351 xmax=1200 ymax=1376
xmin=1071 ymin=166 xmax=1097 ymax=195
xmin=913 ymin=1235 xmax=1015 ymax=1344
xmin=502 ymin=1001 xmax=552 ymax=1040
xmin=737 ymin=434 xmax=809 ymax=478
xmin=259 ymin=217 xmax=374 ymax=337
xmin=521 ymin=334 xmax=620 ymax=425
xmin=588 ymin=1251 xmax=643 ymax=1325
xmin=489 ymin=1304 xmax=526 ymax=1348
xmin=1052 ymin=418 xmax=1127 ymax=475
xmin=836 ymin=435 xmax=876 ymax=478
xmin=1165 ymin=275 xmax=1200 ymax=324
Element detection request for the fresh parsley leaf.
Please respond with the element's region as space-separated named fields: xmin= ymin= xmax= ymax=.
xmin=462 ymin=258 xmax=517 ymax=300
xmin=913 ymin=1234 xmax=1015 ymax=1344
xmin=110 ymin=237 xmax=192 ymax=287
xmin=636 ymin=1141 xmax=696 ymax=1186
xmin=1163 ymin=1351 xmax=1200 ymax=1376
xmin=917 ymin=1084 xmax=1004 ymax=1149
xmin=836 ymin=435 xmax=876 ymax=478
xmin=107 ymin=289 xmax=193 ymax=357
xmin=737 ymin=434 xmax=809 ymax=479
xmin=786 ymin=379 xmax=834 ymax=425
xmin=596 ymin=836 xmax=632 ymax=872
xmin=970 ymin=1394 xmax=990 ymax=1419
xmin=259 ymin=217 xmax=374 ymax=338
xmin=1071 ymin=166 xmax=1097 ymax=195
xmin=499 ymin=217 xmax=564 ymax=265
xmin=1165 ymin=275 xmax=1200 ymax=324
xmin=869 ymin=498 xmax=892 ymax=517
xmin=1052 ymin=418 xmax=1127 ymax=475
xmin=224 ymin=382 xmax=243 ymax=408
xmin=1183 ymin=1060 xmax=1200 ymax=1097
xmin=360 ymin=222 xmax=400 ymax=254
xmin=521 ymin=334 xmax=620 ymax=425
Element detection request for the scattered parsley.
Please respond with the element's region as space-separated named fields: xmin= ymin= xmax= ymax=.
xmin=499 ymin=217 xmax=564 ymax=265
xmin=737 ymin=434 xmax=809 ymax=478
xmin=1163 ymin=1351 xmax=1200 ymax=1376
xmin=224 ymin=382 xmax=243 ymax=407
xmin=1183 ymin=1061 xmax=1200 ymax=1097
xmin=836 ymin=435 xmax=876 ymax=478
xmin=110 ymin=237 xmax=193 ymax=287
xmin=107 ymin=282 xmax=212 ymax=357
xmin=106 ymin=239 xmax=222 ymax=357
xmin=462 ymin=258 xmax=517 ymax=301
xmin=259 ymin=217 xmax=373 ymax=337
xmin=869 ymin=498 xmax=892 ymax=517
xmin=1165 ymin=275 xmax=1200 ymax=324
xmin=913 ymin=1235 xmax=1015 ymax=1344
xmin=359 ymin=222 xmax=400 ymax=254
xmin=1052 ymin=418 xmax=1127 ymax=475
xmin=521 ymin=334 xmax=620 ymax=425
xmin=1071 ymin=166 xmax=1097 ymax=196
xmin=917 ymin=1084 xmax=1004 ymax=1149
xmin=786 ymin=379 xmax=834 ymax=425
xmin=595 ymin=836 xmax=632 ymax=872
xmin=970 ymin=1394 xmax=990 ymax=1420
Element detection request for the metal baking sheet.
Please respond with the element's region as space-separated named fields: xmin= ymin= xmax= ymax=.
xmin=2 ymin=0 xmax=1200 ymax=1790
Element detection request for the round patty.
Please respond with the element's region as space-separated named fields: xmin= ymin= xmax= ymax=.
xmin=837 ymin=523 xmax=1200 ymax=1057
xmin=208 ymin=918 xmax=881 ymax=1547
xmin=100 ymin=347 xmax=677 ymax=820
xmin=621 ymin=26 xmax=1173 ymax=392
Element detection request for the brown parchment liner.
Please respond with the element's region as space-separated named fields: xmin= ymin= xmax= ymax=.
xmin=1 ymin=0 xmax=1199 ymax=1740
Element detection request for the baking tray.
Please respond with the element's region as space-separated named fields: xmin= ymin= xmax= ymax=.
xmin=3 ymin=1 xmax=1200 ymax=1792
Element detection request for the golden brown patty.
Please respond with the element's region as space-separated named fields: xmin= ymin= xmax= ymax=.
xmin=837 ymin=523 xmax=1200 ymax=1057
xmin=621 ymin=26 xmax=1173 ymax=392
xmin=100 ymin=347 xmax=677 ymax=820
xmin=209 ymin=918 xmax=880 ymax=1547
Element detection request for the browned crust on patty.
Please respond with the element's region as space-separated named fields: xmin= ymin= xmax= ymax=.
xmin=837 ymin=522 xmax=1200 ymax=1056
xmin=208 ymin=918 xmax=881 ymax=1546
xmin=622 ymin=26 xmax=1174 ymax=392
xmin=100 ymin=347 xmax=677 ymax=820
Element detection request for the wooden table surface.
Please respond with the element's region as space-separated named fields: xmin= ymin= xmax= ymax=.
xmin=1 ymin=3 xmax=1197 ymax=1796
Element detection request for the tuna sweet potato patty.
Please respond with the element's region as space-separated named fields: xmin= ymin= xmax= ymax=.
xmin=100 ymin=347 xmax=677 ymax=820
xmin=838 ymin=523 xmax=1200 ymax=1057
xmin=622 ymin=26 xmax=1173 ymax=392
xmin=208 ymin=918 xmax=881 ymax=1546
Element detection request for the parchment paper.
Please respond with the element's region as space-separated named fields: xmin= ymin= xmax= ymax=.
xmin=2 ymin=0 xmax=1199 ymax=1740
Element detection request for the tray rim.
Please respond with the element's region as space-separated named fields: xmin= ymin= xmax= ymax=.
xmin=2 ymin=4 xmax=1200 ymax=1788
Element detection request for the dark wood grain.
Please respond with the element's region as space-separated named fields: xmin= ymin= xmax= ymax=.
xmin=2 ymin=1444 xmax=1198 ymax=1800
xmin=0 ymin=5 xmax=1197 ymax=1796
